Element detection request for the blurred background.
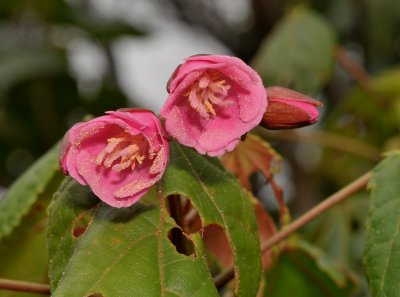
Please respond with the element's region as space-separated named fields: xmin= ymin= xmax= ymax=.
xmin=0 ymin=0 xmax=400 ymax=295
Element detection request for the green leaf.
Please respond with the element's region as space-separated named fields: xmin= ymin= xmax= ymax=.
xmin=47 ymin=177 xmax=100 ymax=291
xmin=252 ymin=5 xmax=336 ymax=95
xmin=0 ymin=173 xmax=63 ymax=297
xmin=263 ymin=241 xmax=357 ymax=297
xmin=0 ymin=142 xmax=61 ymax=240
xmin=48 ymin=178 xmax=219 ymax=297
xmin=162 ymin=142 xmax=262 ymax=297
xmin=326 ymin=68 xmax=400 ymax=147
xmin=48 ymin=142 xmax=261 ymax=296
xmin=365 ymin=151 xmax=400 ymax=297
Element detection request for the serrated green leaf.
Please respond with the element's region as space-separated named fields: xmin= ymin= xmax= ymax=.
xmin=0 ymin=142 xmax=61 ymax=240
xmin=47 ymin=177 xmax=100 ymax=291
xmin=365 ymin=151 xmax=400 ymax=297
xmin=263 ymin=241 xmax=357 ymax=297
xmin=48 ymin=178 xmax=219 ymax=297
xmin=0 ymin=172 xmax=63 ymax=297
xmin=162 ymin=142 xmax=262 ymax=297
xmin=252 ymin=6 xmax=336 ymax=95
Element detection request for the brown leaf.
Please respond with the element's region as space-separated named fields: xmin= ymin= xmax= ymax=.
xmin=221 ymin=134 xmax=282 ymax=191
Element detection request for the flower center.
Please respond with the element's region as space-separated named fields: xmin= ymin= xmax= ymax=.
xmin=96 ymin=132 xmax=154 ymax=172
xmin=185 ymin=71 xmax=232 ymax=119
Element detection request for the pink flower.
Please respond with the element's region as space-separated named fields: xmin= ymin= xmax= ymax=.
xmin=60 ymin=109 xmax=169 ymax=208
xmin=261 ymin=87 xmax=322 ymax=129
xmin=160 ymin=55 xmax=267 ymax=156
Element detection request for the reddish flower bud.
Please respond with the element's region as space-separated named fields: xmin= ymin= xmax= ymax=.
xmin=261 ymin=87 xmax=322 ymax=129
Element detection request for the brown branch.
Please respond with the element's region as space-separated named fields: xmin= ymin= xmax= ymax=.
xmin=213 ymin=171 xmax=372 ymax=289
xmin=0 ymin=278 xmax=50 ymax=294
xmin=259 ymin=129 xmax=381 ymax=162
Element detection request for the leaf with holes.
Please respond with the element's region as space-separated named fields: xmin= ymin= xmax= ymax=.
xmin=263 ymin=241 xmax=357 ymax=297
xmin=47 ymin=177 xmax=100 ymax=291
xmin=162 ymin=141 xmax=262 ymax=297
xmin=252 ymin=6 xmax=336 ymax=95
xmin=48 ymin=178 xmax=219 ymax=296
xmin=188 ymin=196 xmax=276 ymax=272
xmin=0 ymin=142 xmax=60 ymax=241
xmin=365 ymin=151 xmax=400 ymax=297
xmin=221 ymin=134 xmax=282 ymax=191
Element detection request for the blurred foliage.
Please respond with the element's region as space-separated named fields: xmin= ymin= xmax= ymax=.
xmin=0 ymin=0 xmax=140 ymax=186
xmin=263 ymin=240 xmax=358 ymax=297
xmin=253 ymin=6 xmax=336 ymax=95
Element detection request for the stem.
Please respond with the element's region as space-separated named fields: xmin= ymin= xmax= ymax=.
xmin=0 ymin=278 xmax=50 ymax=294
xmin=259 ymin=129 xmax=381 ymax=161
xmin=213 ymin=171 xmax=371 ymax=289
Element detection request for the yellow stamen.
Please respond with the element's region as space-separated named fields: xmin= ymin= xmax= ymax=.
xmin=96 ymin=132 xmax=148 ymax=172
xmin=185 ymin=70 xmax=233 ymax=119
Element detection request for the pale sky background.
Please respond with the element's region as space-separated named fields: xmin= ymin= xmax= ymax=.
xmin=2 ymin=0 xmax=298 ymax=206
xmin=69 ymin=0 xmax=251 ymax=111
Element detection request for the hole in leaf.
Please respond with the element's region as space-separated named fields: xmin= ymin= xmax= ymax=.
xmin=202 ymin=224 xmax=233 ymax=269
xmin=167 ymin=195 xmax=203 ymax=234
xmin=167 ymin=227 xmax=195 ymax=257
xmin=202 ymin=224 xmax=237 ymax=291
xmin=351 ymin=217 xmax=360 ymax=232
xmin=72 ymin=211 xmax=94 ymax=238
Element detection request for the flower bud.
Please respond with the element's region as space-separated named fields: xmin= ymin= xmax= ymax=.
xmin=261 ymin=87 xmax=322 ymax=129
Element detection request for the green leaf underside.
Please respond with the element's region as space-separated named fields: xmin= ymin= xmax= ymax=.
xmin=162 ymin=142 xmax=262 ymax=297
xmin=264 ymin=241 xmax=357 ymax=297
xmin=49 ymin=178 xmax=218 ymax=297
xmin=365 ymin=151 xmax=400 ymax=297
xmin=0 ymin=142 xmax=60 ymax=241
xmin=252 ymin=6 xmax=336 ymax=95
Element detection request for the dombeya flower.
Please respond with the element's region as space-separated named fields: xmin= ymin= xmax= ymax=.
xmin=60 ymin=109 xmax=169 ymax=208
xmin=161 ymin=55 xmax=267 ymax=156
xmin=261 ymin=87 xmax=322 ymax=129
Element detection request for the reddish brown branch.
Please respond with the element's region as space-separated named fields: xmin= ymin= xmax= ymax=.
xmin=0 ymin=278 xmax=50 ymax=294
xmin=213 ymin=171 xmax=371 ymax=289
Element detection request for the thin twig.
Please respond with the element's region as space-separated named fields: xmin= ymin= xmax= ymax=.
xmin=213 ymin=171 xmax=372 ymax=289
xmin=259 ymin=129 xmax=381 ymax=161
xmin=0 ymin=278 xmax=50 ymax=294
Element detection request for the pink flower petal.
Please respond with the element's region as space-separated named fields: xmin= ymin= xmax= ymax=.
xmin=161 ymin=54 xmax=267 ymax=156
xmin=60 ymin=109 xmax=170 ymax=208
